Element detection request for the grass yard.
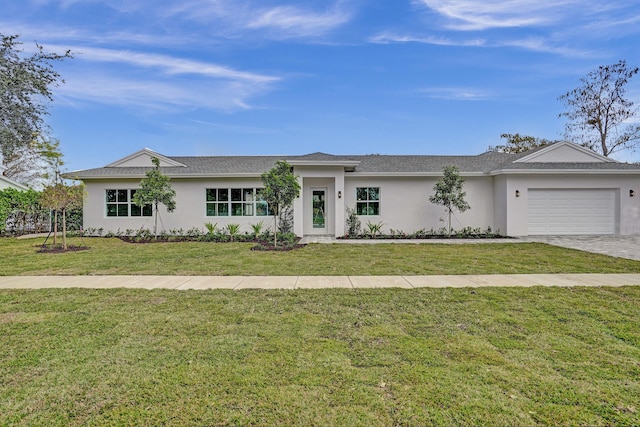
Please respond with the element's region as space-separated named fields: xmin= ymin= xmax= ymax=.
xmin=1 ymin=237 xmax=640 ymax=275
xmin=1 ymin=286 xmax=639 ymax=426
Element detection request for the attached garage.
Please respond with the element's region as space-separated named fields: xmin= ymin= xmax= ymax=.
xmin=527 ymin=189 xmax=617 ymax=235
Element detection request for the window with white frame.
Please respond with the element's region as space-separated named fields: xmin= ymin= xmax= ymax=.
xmin=356 ymin=187 xmax=380 ymax=215
xmin=206 ymin=188 xmax=271 ymax=217
xmin=106 ymin=189 xmax=152 ymax=217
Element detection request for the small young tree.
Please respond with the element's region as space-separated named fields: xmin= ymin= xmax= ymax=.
xmin=429 ymin=165 xmax=470 ymax=236
xmin=260 ymin=160 xmax=300 ymax=248
xmin=132 ymin=157 xmax=176 ymax=239
xmin=40 ymin=183 xmax=83 ymax=249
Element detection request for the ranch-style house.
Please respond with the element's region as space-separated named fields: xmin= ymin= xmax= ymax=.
xmin=68 ymin=141 xmax=640 ymax=237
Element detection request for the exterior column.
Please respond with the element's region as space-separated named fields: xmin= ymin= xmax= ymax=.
xmin=293 ymin=175 xmax=304 ymax=236
xmin=334 ymin=173 xmax=345 ymax=237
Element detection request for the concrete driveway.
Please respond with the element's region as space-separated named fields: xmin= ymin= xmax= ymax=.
xmin=522 ymin=235 xmax=640 ymax=261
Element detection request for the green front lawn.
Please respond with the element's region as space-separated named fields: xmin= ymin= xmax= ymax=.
xmin=1 ymin=237 xmax=640 ymax=275
xmin=1 ymin=287 xmax=639 ymax=426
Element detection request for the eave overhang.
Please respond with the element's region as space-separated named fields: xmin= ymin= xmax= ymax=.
xmin=287 ymin=160 xmax=361 ymax=168
xmin=346 ymin=171 xmax=487 ymax=177
xmin=489 ymin=169 xmax=640 ymax=176
xmin=65 ymin=173 xmax=266 ymax=180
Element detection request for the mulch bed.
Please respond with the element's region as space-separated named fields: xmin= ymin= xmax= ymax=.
xmin=250 ymin=243 xmax=306 ymax=251
xmin=115 ymin=236 xmax=306 ymax=251
xmin=37 ymin=244 xmax=90 ymax=254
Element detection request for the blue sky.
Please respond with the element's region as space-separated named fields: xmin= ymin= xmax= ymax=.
xmin=3 ymin=0 xmax=640 ymax=171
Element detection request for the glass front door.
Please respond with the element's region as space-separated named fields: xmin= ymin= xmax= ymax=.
xmin=312 ymin=190 xmax=326 ymax=230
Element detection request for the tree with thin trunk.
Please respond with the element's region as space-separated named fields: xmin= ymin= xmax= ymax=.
xmin=429 ymin=165 xmax=470 ymax=236
xmin=132 ymin=157 xmax=176 ymax=239
xmin=260 ymin=160 xmax=300 ymax=248
xmin=559 ymin=60 xmax=640 ymax=157
xmin=40 ymin=183 xmax=83 ymax=249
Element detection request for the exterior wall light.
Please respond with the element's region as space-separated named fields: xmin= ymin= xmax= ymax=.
xmin=515 ymin=190 xmax=520 ymax=198
xmin=631 ymin=190 xmax=636 ymax=197
xmin=338 ymin=191 xmax=342 ymax=199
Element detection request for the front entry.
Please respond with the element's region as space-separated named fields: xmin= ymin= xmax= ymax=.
xmin=312 ymin=189 xmax=327 ymax=233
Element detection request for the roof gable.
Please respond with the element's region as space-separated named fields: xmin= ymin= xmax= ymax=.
xmin=514 ymin=141 xmax=615 ymax=164
xmin=106 ymin=148 xmax=186 ymax=168
xmin=296 ymin=152 xmax=338 ymax=161
xmin=0 ymin=174 xmax=29 ymax=191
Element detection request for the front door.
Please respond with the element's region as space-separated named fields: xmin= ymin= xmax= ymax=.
xmin=312 ymin=189 xmax=327 ymax=233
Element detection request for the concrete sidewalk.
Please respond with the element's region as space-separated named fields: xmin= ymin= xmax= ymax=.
xmin=0 ymin=274 xmax=639 ymax=290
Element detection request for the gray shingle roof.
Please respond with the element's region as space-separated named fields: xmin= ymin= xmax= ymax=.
xmin=352 ymin=152 xmax=514 ymax=174
xmin=66 ymin=148 xmax=640 ymax=180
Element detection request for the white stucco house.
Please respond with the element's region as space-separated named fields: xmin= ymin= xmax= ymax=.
xmin=67 ymin=142 xmax=640 ymax=237
xmin=0 ymin=167 xmax=30 ymax=191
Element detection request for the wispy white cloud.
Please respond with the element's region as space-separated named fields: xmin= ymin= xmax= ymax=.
xmin=56 ymin=72 xmax=268 ymax=112
xmin=369 ymin=32 xmax=485 ymax=47
xmin=246 ymin=5 xmax=351 ymax=38
xmin=0 ymin=22 xmax=196 ymax=48
xmin=369 ymin=31 xmax=591 ymax=57
xmin=499 ymin=37 xmax=593 ymax=57
xmin=161 ymin=0 xmax=231 ymax=21
xmin=370 ymin=1 xmax=639 ymax=59
xmin=41 ymin=43 xmax=280 ymax=111
xmin=7 ymin=2 xmax=295 ymax=113
xmin=162 ymin=0 xmax=352 ymax=39
xmin=25 ymin=0 xmax=353 ymax=41
xmin=418 ymin=87 xmax=492 ymax=101
xmin=55 ymin=45 xmax=280 ymax=83
xmin=414 ymin=0 xmax=585 ymax=31
xmin=413 ymin=0 xmax=640 ymax=38
xmin=30 ymin=0 xmax=152 ymax=12
xmin=190 ymin=120 xmax=280 ymax=135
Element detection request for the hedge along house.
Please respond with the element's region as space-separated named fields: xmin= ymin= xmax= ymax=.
xmin=67 ymin=141 xmax=640 ymax=237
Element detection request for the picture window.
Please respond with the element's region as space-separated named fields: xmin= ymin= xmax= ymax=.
xmin=206 ymin=188 xmax=271 ymax=217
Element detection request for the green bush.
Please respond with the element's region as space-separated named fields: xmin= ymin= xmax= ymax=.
xmin=0 ymin=188 xmax=51 ymax=235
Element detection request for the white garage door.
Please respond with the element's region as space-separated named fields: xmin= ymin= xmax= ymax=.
xmin=528 ymin=189 xmax=617 ymax=235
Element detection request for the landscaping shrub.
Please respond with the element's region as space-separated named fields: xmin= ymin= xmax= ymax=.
xmin=0 ymin=188 xmax=51 ymax=235
xmin=82 ymin=226 xmax=302 ymax=250
xmin=339 ymin=226 xmax=504 ymax=239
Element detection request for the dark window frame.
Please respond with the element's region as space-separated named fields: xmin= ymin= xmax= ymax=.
xmin=106 ymin=189 xmax=152 ymax=217
xmin=356 ymin=187 xmax=380 ymax=216
xmin=206 ymin=187 xmax=272 ymax=217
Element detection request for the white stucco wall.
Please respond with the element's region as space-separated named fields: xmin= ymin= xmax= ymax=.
xmin=82 ymin=172 xmax=640 ymax=237
xmin=83 ymin=178 xmax=276 ymax=234
xmin=518 ymin=145 xmax=605 ymax=163
xmin=343 ymin=175 xmax=495 ymax=235
xmin=492 ymin=176 xmax=509 ymax=236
